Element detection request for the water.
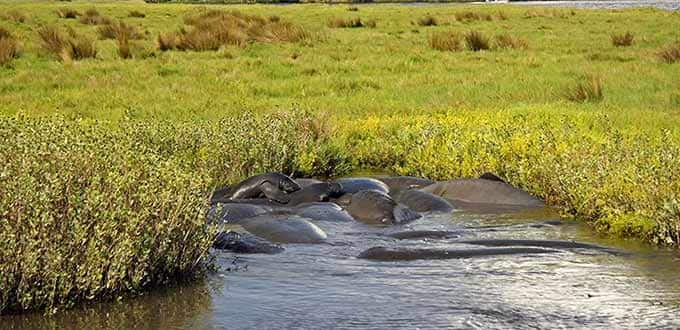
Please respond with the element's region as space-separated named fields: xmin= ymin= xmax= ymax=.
xmin=5 ymin=206 xmax=680 ymax=329
xmin=508 ymin=0 xmax=680 ymax=11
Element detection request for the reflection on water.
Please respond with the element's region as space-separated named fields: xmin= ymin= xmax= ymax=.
xmin=5 ymin=206 xmax=680 ymax=329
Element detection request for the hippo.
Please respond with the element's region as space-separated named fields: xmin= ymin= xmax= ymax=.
xmin=420 ymin=178 xmax=544 ymax=208
xmin=460 ymin=239 xmax=620 ymax=253
xmin=358 ymin=246 xmax=559 ymax=261
xmin=239 ymin=213 xmax=328 ymax=244
xmin=206 ymin=203 xmax=272 ymax=225
xmin=336 ymin=190 xmax=421 ymax=226
xmin=287 ymin=182 xmax=344 ymax=206
xmin=213 ymin=231 xmax=284 ymax=254
xmin=385 ymin=230 xmax=461 ymax=240
xmin=375 ymin=176 xmax=435 ymax=191
xmin=293 ymin=202 xmax=355 ymax=222
xmin=295 ymin=178 xmax=324 ymax=188
xmin=392 ymin=189 xmax=455 ymax=213
xmin=216 ymin=173 xmax=301 ymax=204
xmin=334 ymin=177 xmax=390 ymax=195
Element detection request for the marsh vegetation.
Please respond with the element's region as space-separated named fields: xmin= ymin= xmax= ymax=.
xmin=0 ymin=1 xmax=679 ymax=314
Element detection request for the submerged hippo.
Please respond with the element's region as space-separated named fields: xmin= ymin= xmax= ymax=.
xmin=206 ymin=203 xmax=272 ymax=225
xmin=375 ymin=176 xmax=435 ymax=191
xmin=287 ymin=182 xmax=344 ymax=206
xmin=421 ymin=178 xmax=544 ymax=208
xmin=336 ymin=190 xmax=421 ymax=226
xmin=239 ymin=214 xmax=328 ymax=244
xmin=334 ymin=177 xmax=390 ymax=195
xmin=293 ymin=202 xmax=356 ymax=222
xmin=217 ymin=173 xmax=301 ymax=204
xmin=392 ymin=189 xmax=454 ymax=213
xmin=213 ymin=231 xmax=284 ymax=254
xmin=358 ymin=246 xmax=559 ymax=261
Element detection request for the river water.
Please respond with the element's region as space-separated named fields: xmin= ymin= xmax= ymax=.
xmin=507 ymin=0 xmax=680 ymax=11
xmin=5 ymin=204 xmax=680 ymax=329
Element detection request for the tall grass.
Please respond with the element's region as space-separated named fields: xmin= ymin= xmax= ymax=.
xmin=611 ymin=32 xmax=634 ymax=47
xmin=79 ymin=8 xmax=112 ymax=25
xmin=417 ymin=15 xmax=438 ymax=26
xmin=464 ymin=30 xmax=490 ymax=51
xmin=0 ymin=27 xmax=20 ymax=67
xmin=495 ymin=33 xmax=528 ymax=50
xmin=176 ymin=10 xmax=311 ymax=51
xmin=129 ymin=10 xmax=146 ymax=18
xmin=658 ymin=42 xmax=680 ymax=64
xmin=37 ymin=25 xmax=97 ymax=61
xmin=97 ymin=21 xmax=142 ymax=40
xmin=428 ymin=31 xmax=463 ymax=51
xmin=455 ymin=11 xmax=492 ymax=22
xmin=566 ymin=75 xmax=603 ymax=103
xmin=1 ymin=10 xmax=27 ymax=24
xmin=56 ymin=8 xmax=80 ymax=19
xmin=328 ymin=17 xmax=375 ymax=28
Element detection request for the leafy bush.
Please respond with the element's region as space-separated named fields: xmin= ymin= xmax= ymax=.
xmin=335 ymin=110 xmax=680 ymax=246
xmin=0 ymin=111 xmax=347 ymax=314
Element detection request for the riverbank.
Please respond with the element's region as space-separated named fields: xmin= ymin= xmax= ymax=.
xmin=1 ymin=1 xmax=679 ymax=314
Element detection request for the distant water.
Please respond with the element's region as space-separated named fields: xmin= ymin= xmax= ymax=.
xmin=508 ymin=0 xmax=680 ymax=11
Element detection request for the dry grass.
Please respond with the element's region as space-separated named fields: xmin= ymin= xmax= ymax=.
xmin=465 ymin=30 xmax=490 ymax=51
xmin=56 ymin=8 xmax=80 ymax=19
xmin=658 ymin=42 xmax=680 ymax=64
xmin=129 ymin=10 xmax=146 ymax=18
xmin=157 ymin=32 xmax=178 ymax=51
xmin=566 ymin=75 xmax=604 ymax=102
xmin=611 ymin=32 xmax=634 ymax=47
xmin=428 ymin=31 xmax=463 ymax=51
xmin=417 ymin=15 xmax=438 ymax=27
xmin=37 ymin=25 xmax=96 ymax=61
xmin=0 ymin=28 xmax=20 ymax=67
xmin=79 ymin=8 xmax=112 ymax=25
xmin=2 ymin=10 xmax=27 ymax=24
xmin=455 ymin=11 xmax=493 ymax=22
xmin=328 ymin=17 xmax=370 ymax=28
xmin=116 ymin=37 xmax=133 ymax=59
xmin=97 ymin=21 xmax=142 ymax=40
xmin=497 ymin=11 xmax=509 ymax=20
xmin=176 ymin=10 xmax=311 ymax=51
xmin=524 ymin=9 xmax=570 ymax=19
xmin=495 ymin=33 xmax=529 ymax=50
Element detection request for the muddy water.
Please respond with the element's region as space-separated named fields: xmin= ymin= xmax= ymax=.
xmin=5 ymin=204 xmax=680 ymax=329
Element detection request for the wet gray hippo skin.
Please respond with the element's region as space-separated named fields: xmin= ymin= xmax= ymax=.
xmin=239 ymin=214 xmax=328 ymax=244
xmin=293 ymin=202 xmax=355 ymax=222
xmin=358 ymin=246 xmax=559 ymax=261
xmin=392 ymin=189 xmax=455 ymax=213
xmin=375 ymin=176 xmax=436 ymax=191
xmin=220 ymin=173 xmax=302 ymax=204
xmin=295 ymin=178 xmax=324 ymax=188
xmin=420 ymin=179 xmax=544 ymax=207
xmin=287 ymin=182 xmax=344 ymax=206
xmin=213 ymin=231 xmax=284 ymax=254
xmin=336 ymin=190 xmax=421 ymax=226
xmin=207 ymin=203 xmax=272 ymax=225
xmin=460 ymin=239 xmax=619 ymax=253
xmin=385 ymin=230 xmax=461 ymax=240
xmin=334 ymin=177 xmax=390 ymax=194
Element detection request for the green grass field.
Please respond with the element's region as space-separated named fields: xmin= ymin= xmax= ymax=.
xmin=1 ymin=0 xmax=679 ymax=313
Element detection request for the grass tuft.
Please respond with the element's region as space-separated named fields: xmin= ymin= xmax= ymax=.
xmin=347 ymin=6 xmax=359 ymax=12
xmin=566 ymin=75 xmax=604 ymax=103
xmin=97 ymin=21 xmax=142 ymax=40
xmin=417 ymin=15 xmax=438 ymax=26
xmin=37 ymin=25 xmax=96 ymax=61
xmin=465 ymin=30 xmax=490 ymax=51
xmin=116 ymin=37 xmax=133 ymax=59
xmin=157 ymin=32 xmax=178 ymax=51
xmin=56 ymin=8 xmax=80 ymax=19
xmin=79 ymin=8 xmax=112 ymax=25
xmin=0 ymin=28 xmax=20 ymax=67
xmin=1 ymin=10 xmax=27 ymax=24
xmin=495 ymin=33 xmax=528 ymax=50
xmin=455 ymin=11 xmax=492 ymax=22
xmin=611 ymin=32 xmax=634 ymax=47
xmin=328 ymin=17 xmax=370 ymax=28
xmin=658 ymin=42 xmax=680 ymax=63
xmin=428 ymin=31 xmax=463 ymax=51
xmin=175 ymin=10 xmax=311 ymax=51
xmin=128 ymin=10 xmax=146 ymax=18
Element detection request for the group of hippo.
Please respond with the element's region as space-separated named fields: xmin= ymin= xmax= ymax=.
xmin=207 ymin=173 xmax=614 ymax=260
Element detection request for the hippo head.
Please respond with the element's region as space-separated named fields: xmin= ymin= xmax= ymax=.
xmin=278 ymin=177 xmax=302 ymax=193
